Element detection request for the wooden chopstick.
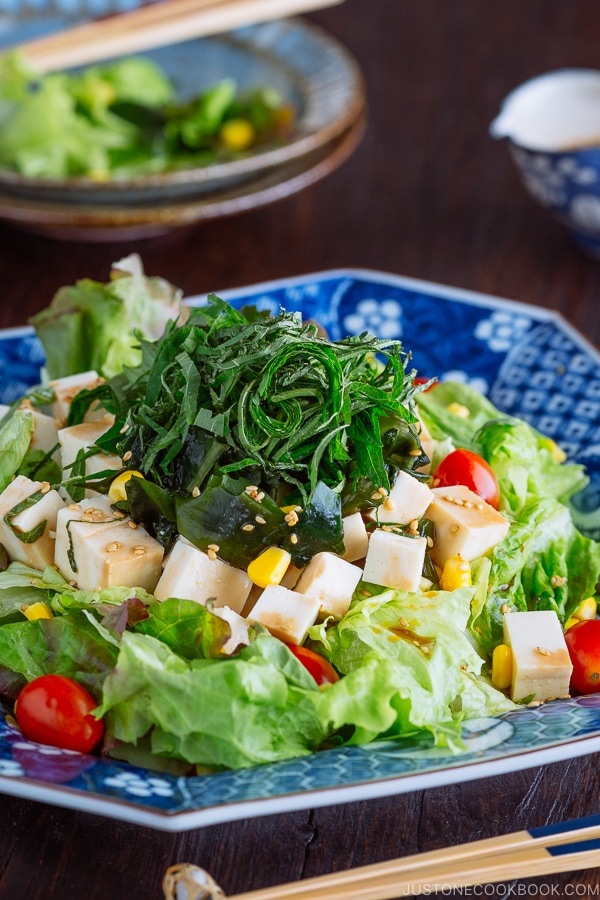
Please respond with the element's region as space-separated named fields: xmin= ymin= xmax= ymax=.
xmin=164 ymin=814 xmax=600 ymax=899
xmin=12 ymin=0 xmax=345 ymax=73
xmin=227 ymin=843 xmax=600 ymax=899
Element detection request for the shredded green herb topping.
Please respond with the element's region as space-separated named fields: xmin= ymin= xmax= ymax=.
xmin=68 ymin=296 xmax=427 ymax=565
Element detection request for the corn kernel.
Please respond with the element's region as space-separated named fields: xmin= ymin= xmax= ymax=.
xmin=108 ymin=470 xmax=144 ymax=503
xmin=247 ymin=546 xmax=291 ymax=589
xmin=446 ymin=402 xmax=470 ymax=419
xmin=439 ymin=553 xmax=472 ymax=591
xmin=220 ymin=118 xmax=256 ymax=152
xmin=548 ymin=439 xmax=566 ymax=463
xmin=491 ymin=643 xmax=512 ymax=691
xmin=22 ymin=601 xmax=54 ymax=621
xmin=573 ymin=597 xmax=597 ymax=621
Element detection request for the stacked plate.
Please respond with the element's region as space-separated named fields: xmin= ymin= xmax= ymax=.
xmin=0 ymin=14 xmax=366 ymax=240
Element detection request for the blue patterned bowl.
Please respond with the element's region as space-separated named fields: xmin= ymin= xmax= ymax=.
xmin=491 ymin=69 xmax=600 ymax=258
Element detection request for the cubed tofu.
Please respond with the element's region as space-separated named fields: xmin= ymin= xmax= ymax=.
xmin=0 ymin=475 xmax=64 ymax=569
xmin=295 ymin=551 xmax=362 ymax=619
xmin=426 ymin=485 xmax=510 ymax=565
xmin=73 ymin=524 xmax=163 ymax=592
xmin=362 ymin=529 xmax=427 ymax=592
xmin=247 ymin=584 xmax=321 ymax=644
xmin=54 ymin=496 xmax=129 ymax=583
xmin=341 ymin=511 xmax=369 ymax=562
xmin=213 ymin=606 xmax=250 ymax=655
xmin=377 ymin=470 xmax=434 ymax=525
xmin=154 ymin=537 xmax=252 ymax=613
xmin=55 ymin=498 xmax=162 ymax=591
xmin=503 ymin=611 xmax=573 ymax=703
xmin=49 ymin=371 xmax=105 ymax=426
xmin=29 ymin=408 xmax=60 ymax=457
xmin=58 ymin=418 xmax=121 ymax=495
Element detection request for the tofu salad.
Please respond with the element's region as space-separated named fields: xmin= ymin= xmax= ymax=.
xmin=0 ymin=256 xmax=598 ymax=772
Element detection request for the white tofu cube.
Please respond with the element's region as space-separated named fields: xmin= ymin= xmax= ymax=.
xmin=341 ymin=512 xmax=369 ymax=562
xmin=54 ymin=496 xmax=128 ymax=583
xmin=363 ymin=529 xmax=427 ymax=592
xmin=154 ymin=537 xmax=252 ymax=613
xmin=58 ymin=418 xmax=121 ymax=495
xmin=29 ymin=408 xmax=60 ymax=457
xmin=426 ymin=485 xmax=510 ymax=565
xmin=295 ymin=551 xmax=362 ymax=619
xmin=71 ymin=523 xmax=163 ymax=592
xmin=49 ymin=371 xmax=105 ymax=425
xmin=213 ymin=606 xmax=250 ymax=655
xmin=0 ymin=475 xmax=64 ymax=569
xmin=247 ymin=584 xmax=321 ymax=645
xmin=503 ymin=611 xmax=573 ymax=703
xmin=377 ymin=470 xmax=434 ymax=525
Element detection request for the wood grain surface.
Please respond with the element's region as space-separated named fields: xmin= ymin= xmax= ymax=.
xmin=0 ymin=2 xmax=599 ymax=898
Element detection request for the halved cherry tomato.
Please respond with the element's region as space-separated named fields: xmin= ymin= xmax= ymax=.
xmin=565 ymin=619 xmax=600 ymax=695
xmin=433 ymin=448 xmax=501 ymax=509
xmin=15 ymin=674 xmax=104 ymax=753
xmin=286 ymin=644 xmax=339 ymax=686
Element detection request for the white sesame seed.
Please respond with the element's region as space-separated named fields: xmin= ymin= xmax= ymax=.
xmin=255 ymin=515 xmax=267 ymax=525
xmin=106 ymin=542 xmax=120 ymax=553
xmin=122 ymin=451 xmax=133 ymax=462
xmin=192 ymin=486 xmax=200 ymax=498
xmin=242 ymin=524 xmax=255 ymax=532
xmin=290 ymin=533 xmax=298 ymax=544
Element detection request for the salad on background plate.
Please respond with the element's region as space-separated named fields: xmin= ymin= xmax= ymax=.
xmin=0 ymin=261 xmax=598 ymax=829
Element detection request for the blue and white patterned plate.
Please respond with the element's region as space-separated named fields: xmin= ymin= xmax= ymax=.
xmin=0 ymin=268 xmax=599 ymax=831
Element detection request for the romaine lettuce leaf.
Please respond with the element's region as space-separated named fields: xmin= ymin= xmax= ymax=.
xmin=96 ymin=632 xmax=327 ymax=769
xmin=308 ymin=586 xmax=515 ymax=746
xmin=0 ymin=610 xmax=119 ymax=701
xmin=472 ymin=497 xmax=600 ymax=653
xmin=0 ymin=409 xmax=35 ymax=492
xmin=416 ymin=381 xmax=588 ymax=514
xmin=30 ymin=254 xmax=185 ymax=379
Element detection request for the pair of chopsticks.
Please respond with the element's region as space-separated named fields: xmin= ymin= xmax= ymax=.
xmin=163 ymin=812 xmax=600 ymax=899
xmin=10 ymin=0 xmax=345 ymax=73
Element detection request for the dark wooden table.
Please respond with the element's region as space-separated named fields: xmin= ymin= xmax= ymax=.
xmin=0 ymin=1 xmax=599 ymax=897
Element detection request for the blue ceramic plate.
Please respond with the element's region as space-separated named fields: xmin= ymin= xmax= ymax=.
xmin=0 ymin=269 xmax=599 ymax=831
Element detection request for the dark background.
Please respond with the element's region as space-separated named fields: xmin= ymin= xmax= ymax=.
xmin=0 ymin=1 xmax=598 ymax=897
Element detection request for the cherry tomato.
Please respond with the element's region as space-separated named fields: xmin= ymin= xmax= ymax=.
xmin=565 ymin=619 xmax=600 ymax=695
xmin=286 ymin=644 xmax=339 ymax=686
xmin=433 ymin=448 xmax=501 ymax=509
xmin=15 ymin=674 xmax=105 ymax=753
